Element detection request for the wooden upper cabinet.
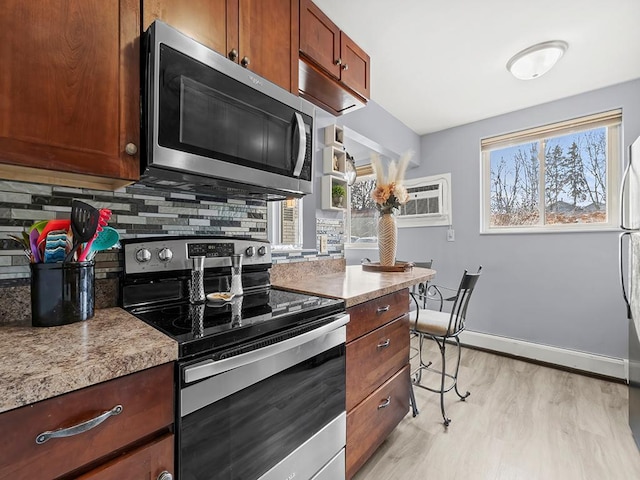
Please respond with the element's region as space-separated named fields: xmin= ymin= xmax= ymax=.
xmin=340 ymin=31 xmax=370 ymax=99
xmin=237 ymin=0 xmax=299 ymax=94
xmin=0 ymin=0 xmax=140 ymax=190
xmin=299 ymin=0 xmax=341 ymax=80
xmin=299 ymin=0 xmax=370 ymax=115
xmin=143 ymin=0 xmax=230 ymax=56
xmin=143 ymin=0 xmax=299 ymax=94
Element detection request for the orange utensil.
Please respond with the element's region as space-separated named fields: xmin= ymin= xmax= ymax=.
xmin=36 ymin=219 xmax=71 ymax=246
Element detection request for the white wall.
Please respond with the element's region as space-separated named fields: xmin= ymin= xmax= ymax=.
xmin=399 ymin=79 xmax=640 ymax=359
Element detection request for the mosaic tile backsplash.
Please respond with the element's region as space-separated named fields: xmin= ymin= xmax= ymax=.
xmin=0 ymin=180 xmax=268 ymax=282
xmin=0 ymin=179 xmax=346 ymax=323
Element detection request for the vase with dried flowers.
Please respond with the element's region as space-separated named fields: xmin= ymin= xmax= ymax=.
xmin=371 ymin=152 xmax=411 ymax=266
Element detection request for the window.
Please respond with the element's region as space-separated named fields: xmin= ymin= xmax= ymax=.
xmin=481 ymin=110 xmax=621 ymax=233
xmin=346 ymin=172 xmax=452 ymax=244
xmin=347 ymin=175 xmax=378 ymax=245
xmin=267 ymin=198 xmax=302 ymax=247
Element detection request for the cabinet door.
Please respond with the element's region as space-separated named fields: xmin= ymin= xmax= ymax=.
xmin=340 ymin=31 xmax=370 ymax=99
xmin=0 ymin=364 xmax=173 ymax=480
xmin=0 ymin=0 xmax=140 ymax=189
xmin=346 ymin=365 xmax=410 ymax=479
xmin=143 ymin=0 xmax=232 ymax=59
xmin=238 ymin=0 xmax=299 ymax=93
xmin=299 ymin=0 xmax=341 ymax=80
xmin=75 ymin=433 xmax=174 ymax=480
xmin=346 ymin=314 xmax=410 ymax=411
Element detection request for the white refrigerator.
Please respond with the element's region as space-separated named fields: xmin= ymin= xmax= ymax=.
xmin=621 ymin=135 xmax=640 ymax=448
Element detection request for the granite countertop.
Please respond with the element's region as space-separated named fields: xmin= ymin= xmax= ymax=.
xmin=0 ymin=308 xmax=178 ymax=414
xmin=272 ymin=264 xmax=436 ymax=307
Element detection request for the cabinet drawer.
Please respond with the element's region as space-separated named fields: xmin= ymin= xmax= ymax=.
xmin=346 ymin=314 xmax=409 ymax=411
xmin=75 ymin=433 xmax=174 ymax=479
xmin=346 ymin=365 xmax=410 ymax=479
xmin=0 ymin=363 xmax=174 ymax=480
xmin=347 ymin=289 xmax=409 ymax=342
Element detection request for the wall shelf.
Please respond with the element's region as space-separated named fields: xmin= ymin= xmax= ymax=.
xmin=323 ymin=146 xmax=347 ymax=175
xmin=322 ymin=175 xmax=347 ymax=210
xmin=324 ymin=124 xmax=344 ymax=148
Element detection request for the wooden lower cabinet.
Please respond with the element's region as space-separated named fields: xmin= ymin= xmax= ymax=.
xmin=76 ymin=433 xmax=174 ymax=479
xmin=0 ymin=363 xmax=174 ymax=480
xmin=347 ymin=365 xmax=410 ymax=479
xmin=345 ymin=289 xmax=411 ymax=479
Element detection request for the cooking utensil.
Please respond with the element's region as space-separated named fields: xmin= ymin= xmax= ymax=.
xmin=64 ymin=200 xmax=100 ymax=263
xmin=77 ymin=210 xmax=112 ymax=262
xmin=29 ymin=229 xmax=40 ymax=263
xmin=43 ymin=230 xmax=69 ymax=263
xmin=37 ymin=219 xmax=71 ymax=247
xmin=84 ymin=226 xmax=119 ymax=261
xmin=29 ymin=220 xmax=49 ymax=234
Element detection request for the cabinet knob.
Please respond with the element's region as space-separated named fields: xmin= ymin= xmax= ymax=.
xmin=342 ymin=64 xmax=349 ymax=71
xmin=241 ymin=56 xmax=250 ymax=67
xmin=228 ymin=48 xmax=238 ymax=61
xmin=334 ymin=58 xmax=342 ymax=66
xmin=125 ymin=143 xmax=138 ymax=156
xmin=157 ymin=472 xmax=173 ymax=480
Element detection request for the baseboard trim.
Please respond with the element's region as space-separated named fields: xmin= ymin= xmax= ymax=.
xmin=459 ymin=330 xmax=628 ymax=382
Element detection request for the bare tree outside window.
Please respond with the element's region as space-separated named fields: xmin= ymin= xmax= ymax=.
xmin=349 ymin=178 xmax=377 ymax=242
xmin=489 ymin=127 xmax=609 ymax=227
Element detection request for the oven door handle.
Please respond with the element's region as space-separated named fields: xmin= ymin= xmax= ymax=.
xmin=183 ymin=313 xmax=349 ymax=384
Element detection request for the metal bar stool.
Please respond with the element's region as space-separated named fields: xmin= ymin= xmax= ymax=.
xmin=410 ymin=266 xmax=482 ymax=426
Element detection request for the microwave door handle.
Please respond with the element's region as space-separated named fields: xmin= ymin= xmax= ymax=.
xmin=620 ymin=146 xmax=632 ymax=230
xmin=620 ymin=232 xmax=632 ymax=319
xmin=292 ymin=112 xmax=306 ymax=177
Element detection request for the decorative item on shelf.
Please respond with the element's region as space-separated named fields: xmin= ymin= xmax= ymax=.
xmin=332 ymin=184 xmax=346 ymax=208
xmin=344 ymin=152 xmax=357 ymax=186
xmin=371 ymin=152 xmax=412 ymax=266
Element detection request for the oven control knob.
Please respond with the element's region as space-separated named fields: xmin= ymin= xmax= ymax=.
xmin=257 ymin=246 xmax=267 ymax=256
xmin=135 ymin=248 xmax=152 ymax=263
xmin=245 ymin=246 xmax=256 ymax=257
xmin=158 ymin=247 xmax=173 ymax=263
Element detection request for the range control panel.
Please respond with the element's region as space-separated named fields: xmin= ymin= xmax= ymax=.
xmin=122 ymin=236 xmax=272 ymax=275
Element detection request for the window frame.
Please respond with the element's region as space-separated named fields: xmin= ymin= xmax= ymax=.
xmin=267 ymin=198 xmax=303 ymax=248
xmin=480 ymin=110 xmax=622 ymax=234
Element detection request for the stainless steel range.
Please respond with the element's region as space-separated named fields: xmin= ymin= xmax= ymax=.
xmin=121 ymin=236 xmax=348 ymax=480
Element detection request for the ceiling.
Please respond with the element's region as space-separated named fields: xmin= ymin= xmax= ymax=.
xmin=312 ymin=0 xmax=640 ymax=136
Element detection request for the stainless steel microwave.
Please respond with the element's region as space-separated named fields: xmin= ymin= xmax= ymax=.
xmin=141 ymin=21 xmax=315 ymax=200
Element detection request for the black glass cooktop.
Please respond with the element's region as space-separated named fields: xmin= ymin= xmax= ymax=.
xmin=129 ymin=288 xmax=345 ymax=359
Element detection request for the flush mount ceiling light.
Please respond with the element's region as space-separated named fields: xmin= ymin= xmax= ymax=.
xmin=506 ymin=40 xmax=568 ymax=80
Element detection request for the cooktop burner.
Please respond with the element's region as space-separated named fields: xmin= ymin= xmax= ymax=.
xmin=130 ymin=288 xmax=345 ymax=359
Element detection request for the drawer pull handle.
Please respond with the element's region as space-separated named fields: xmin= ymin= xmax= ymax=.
xmin=378 ymin=396 xmax=391 ymax=409
xmin=377 ymin=339 xmax=391 ymax=348
xmin=376 ymin=305 xmax=390 ymax=313
xmin=35 ymin=404 xmax=123 ymax=444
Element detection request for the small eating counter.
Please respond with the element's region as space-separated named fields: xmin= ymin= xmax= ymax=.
xmin=271 ymin=264 xmax=436 ymax=308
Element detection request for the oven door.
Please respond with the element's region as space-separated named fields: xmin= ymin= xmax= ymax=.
xmin=146 ymin=21 xmax=314 ymax=197
xmin=179 ymin=314 xmax=348 ymax=480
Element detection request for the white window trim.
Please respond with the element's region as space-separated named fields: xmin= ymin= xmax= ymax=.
xmin=267 ymin=198 xmax=303 ymax=248
xmin=479 ymin=110 xmax=622 ymax=234
xmin=344 ymin=172 xmax=453 ymax=248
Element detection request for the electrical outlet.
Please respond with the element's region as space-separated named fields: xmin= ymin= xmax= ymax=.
xmin=319 ymin=235 xmax=328 ymax=253
xmin=447 ymin=228 xmax=455 ymax=242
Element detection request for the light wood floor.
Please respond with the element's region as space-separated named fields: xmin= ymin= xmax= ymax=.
xmin=354 ymin=338 xmax=640 ymax=480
